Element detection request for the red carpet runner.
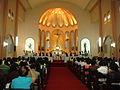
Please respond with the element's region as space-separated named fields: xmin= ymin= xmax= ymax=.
xmin=46 ymin=67 xmax=89 ymax=90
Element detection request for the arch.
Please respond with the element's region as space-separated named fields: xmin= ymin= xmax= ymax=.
xmin=70 ymin=30 xmax=74 ymax=50
xmin=46 ymin=31 xmax=50 ymax=37
xmin=41 ymin=30 xmax=45 ymax=50
xmin=25 ymin=38 xmax=35 ymax=52
xmin=104 ymin=36 xmax=113 ymax=57
xmin=65 ymin=31 xmax=70 ymax=49
xmin=4 ymin=35 xmax=14 ymax=57
xmin=4 ymin=35 xmax=14 ymax=44
xmin=38 ymin=7 xmax=78 ymax=53
xmin=75 ymin=29 xmax=78 ymax=50
xmin=65 ymin=31 xmax=69 ymax=37
xmin=39 ymin=8 xmax=77 ymax=28
xmin=38 ymin=1 xmax=79 ymax=27
xmin=81 ymin=38 xmax=90 ymax=55
xmin=46 ymin=31 xmax=50 ymax=50
xmin=38 ymin=29 xmax=43 ymax=52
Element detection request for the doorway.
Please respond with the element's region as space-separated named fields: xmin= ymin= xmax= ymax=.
xmin=4 ymin=35 xmax=14 ymax=57
xmin=104 ymin=36 xmax=112 ymax=58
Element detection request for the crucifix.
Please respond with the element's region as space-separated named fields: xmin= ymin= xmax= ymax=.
xmin=54 ymin=29 xmax=61 ymax=46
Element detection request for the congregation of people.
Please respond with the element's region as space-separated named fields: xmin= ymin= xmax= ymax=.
xmin=0 ymin=56 xmax=49 ymax=90
xmin=68 ymin=56 xmax=120 ymax=90
xmin=0 ymin=51 xmax=120 ymax=90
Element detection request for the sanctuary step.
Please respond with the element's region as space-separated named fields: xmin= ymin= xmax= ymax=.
xmin=50 ymin=60 xmax=66 ymax=67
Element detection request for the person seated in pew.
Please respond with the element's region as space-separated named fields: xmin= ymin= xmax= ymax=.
xmin=85 ymin=58 xmax=91 ymax=69
xmin=5 ymin=62 xmax=19 ymax=89
xmin=97 ymin=60 xmax=108 ymax=75
xmin=88 ymin=60 xmax=99 ymax=79
xmin=108 ymin=62 xmax=120 ymax=90
xmin=0 ymin=69 xmax=6 ymax=90
xmin=80 ymin=58 xmax=87 ymax=67
xmin=84 ymin=58 xmax=91 ymax=75
xmin=11 ymin=65 xmax=36 ymax=89
xmin=0 ymin=59 xmax=10 ymax=75
xmin=90 ymin=60 xmax=99 ymax=71
xmin=118 ymin=58 xmax=120 ymax=71
xmin=27 ymin=64 xmax=40 ymax=80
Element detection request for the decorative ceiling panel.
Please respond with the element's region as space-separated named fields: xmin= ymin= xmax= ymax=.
xmin=39 ymin=8 xmax=77 ymax=28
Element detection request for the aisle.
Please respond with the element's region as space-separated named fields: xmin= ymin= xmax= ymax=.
xmin=46 ymin=67 xmax=88 ymax=90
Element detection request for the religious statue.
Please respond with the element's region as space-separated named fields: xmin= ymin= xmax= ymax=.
xmin=84 ymin=42 xmax=88 ymax=56
xmin=84 ymin=42 xmax=87 ymax=53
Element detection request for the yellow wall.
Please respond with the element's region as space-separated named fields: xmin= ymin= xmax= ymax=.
xmin=101 ymin=0 xmax=112 ymax=39
xmin=17 ymin=1 xmax=99 ymax=56
xmin=18 ymin=2 xmax=25 ymax=22
xmin=115 ymin=1 xmax=120 ymax=58
xmin=0 ymin=0 xmax=4 ymax=58
xmin=6 ymin=0 xmax=17 ymax=37
xmin=90 ymin=5 xmax=99 ymax=23
xmin=2 ymin=0 xmax=119 ymax=57
xmin=17 ymin=1 xmax=26 ymax=56
xmin=0 ymin=0 xmax=18 ymax=58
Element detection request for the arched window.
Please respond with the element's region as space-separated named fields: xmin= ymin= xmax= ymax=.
xmin=4 ymin=35 xmax=14 ymax=57
xmin=75 ymin=30 xmax=78 ymax=50
xmin=25 ymin=38 xmax=34 ymax=52
xmin=107 ymin=11 xmax=111 ymax=22
xmin=104 ymin=11 xmax=111 ymax=24
xmin=41 ymin=30 xmax=45 ymax=49
xmin=71 ymin=31 xmax=74 ymax=50
xmin=81 ymin=38 xmax=90 ymax=54
xmin=104 ymin=14 xmax=107 ymax=24
xmin=46 ymin=31 xmax=50 ymax=50
xmin=104 ymin=36 xmax=112 ymax=57
xmin=65 ymin=31 xmax=69 ymax=49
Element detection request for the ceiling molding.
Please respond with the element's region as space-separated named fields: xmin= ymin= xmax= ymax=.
xmin=82 ymin=0 xmax=91 ymax=10
xmin=20 ymin=0 xmax=32 ymax=9
xmin=25 ymin=0 xmax=95 ymax=10
xmin=85 ymin=0 xmax=98 ymax=10
xmin=26 ymin=0 xmax=32 ymax=9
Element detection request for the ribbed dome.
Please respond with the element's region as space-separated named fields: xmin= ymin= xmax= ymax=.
xmin=39 ymin=8 xmax=77 ymax=27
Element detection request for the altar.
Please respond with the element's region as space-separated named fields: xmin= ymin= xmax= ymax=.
xmin=53 ymin=55 xmax=61 ymax=60
xmin=52 ymin=51 xmax=62 ymax=60
xmin=51 ymin=48 xmax=66 ymax=61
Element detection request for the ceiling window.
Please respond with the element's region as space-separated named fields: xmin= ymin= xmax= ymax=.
xmin=104 ymin=11 xmax=111 ymax=24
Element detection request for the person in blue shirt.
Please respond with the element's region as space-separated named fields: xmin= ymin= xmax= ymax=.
xmin=11 ymin=65 xmax=36 ymax=89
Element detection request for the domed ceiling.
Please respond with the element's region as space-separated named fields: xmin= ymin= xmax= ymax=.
xmin=39 ymin=8 xmax=77 ymax=28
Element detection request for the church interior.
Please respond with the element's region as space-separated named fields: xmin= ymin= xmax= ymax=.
xmin=0 ymin=0 xmax=120 ymax=90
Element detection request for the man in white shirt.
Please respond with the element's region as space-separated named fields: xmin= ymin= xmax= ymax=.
xmin=97 ymin=61 xmax=108 ymax=74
